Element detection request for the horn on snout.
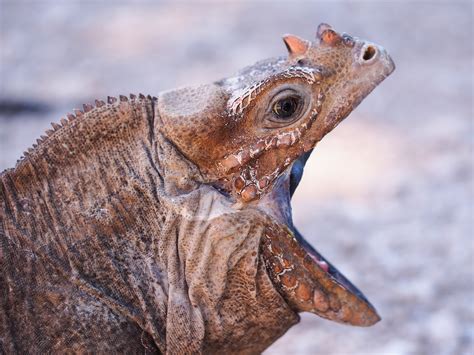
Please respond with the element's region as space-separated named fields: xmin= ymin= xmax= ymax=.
xmin=316 ymin=23 xmax=342 ymax=46
xmin=282 ymin=34 xmax=311 ymax=58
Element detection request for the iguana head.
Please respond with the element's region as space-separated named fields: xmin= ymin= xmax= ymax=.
xmin=159 ymin=24 xmax=394 ymax=327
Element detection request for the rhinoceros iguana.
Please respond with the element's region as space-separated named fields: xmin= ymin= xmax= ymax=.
xmin=0 ymin=23 xmax=394 ymax=353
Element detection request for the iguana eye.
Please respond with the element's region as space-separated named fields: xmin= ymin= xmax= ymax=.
xmin=272 ymin=96 xmax=301 ymax=119
xmin=263 ymin=87 xmax=309 ymax=128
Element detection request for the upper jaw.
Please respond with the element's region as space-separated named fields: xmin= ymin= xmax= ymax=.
xmin=257 ymin=156 xmax=380 ymax=326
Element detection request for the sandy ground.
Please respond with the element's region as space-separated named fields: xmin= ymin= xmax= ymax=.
xmin=0 ymin=1 xmax=473 ymax=354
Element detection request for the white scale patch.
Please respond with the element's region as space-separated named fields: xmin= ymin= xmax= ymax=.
xmin=228 ymin=66 xmax=318 ymax=117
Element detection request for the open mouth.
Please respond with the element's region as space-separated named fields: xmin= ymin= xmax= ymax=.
xmin=260 ymin=151 xmax=380 ymax=326
xmin=292 ymin=227 xmax=373 ymax=308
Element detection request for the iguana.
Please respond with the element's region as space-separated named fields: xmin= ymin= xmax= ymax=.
xmin=0 ymin=23 xmax=394 ymax=354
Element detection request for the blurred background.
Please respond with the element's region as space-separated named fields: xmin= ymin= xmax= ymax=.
xmin=0 ymin=1 xmax=472 ymax=354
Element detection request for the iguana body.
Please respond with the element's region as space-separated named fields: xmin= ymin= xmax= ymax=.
xmin=0 ymin=24 xmax=394 ymax=353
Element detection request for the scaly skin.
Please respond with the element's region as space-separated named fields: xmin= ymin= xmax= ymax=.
xmin=0 ymin=24 xmax=394 ymax=353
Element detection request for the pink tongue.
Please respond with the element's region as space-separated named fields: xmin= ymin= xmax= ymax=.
xmin=310 ymin=254 xmax=329 ymax=272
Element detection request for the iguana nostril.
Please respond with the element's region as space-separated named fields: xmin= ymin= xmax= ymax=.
xmin=362 ymin=45 xmax=377 ymax=61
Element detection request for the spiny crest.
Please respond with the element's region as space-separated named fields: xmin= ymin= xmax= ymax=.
xmin=83 ymin=103 xmax=94 ymax=112
xmin=107 ymin=96 xmax=117 ymax=104
xmin=95 ymin=99 xmax=106 ymax=108
xmin=19 ymin=94 xmax=153 ymax=161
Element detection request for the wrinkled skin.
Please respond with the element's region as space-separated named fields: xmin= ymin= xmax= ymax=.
xmin=0 ymin=24 xmax=394 ymax=353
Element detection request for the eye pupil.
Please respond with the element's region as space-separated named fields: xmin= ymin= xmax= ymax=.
xmin=283 ymin=101 xmax=293 ymax=112
xmin=273 ymin=96 xmax=299 ymax=119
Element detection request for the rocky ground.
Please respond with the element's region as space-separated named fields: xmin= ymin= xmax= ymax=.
xmin=1 ymin=1 xmax=472 ymax=354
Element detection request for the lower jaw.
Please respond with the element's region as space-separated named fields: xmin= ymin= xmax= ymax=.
xmin=261 ymin=222 xmax=380 ymax=326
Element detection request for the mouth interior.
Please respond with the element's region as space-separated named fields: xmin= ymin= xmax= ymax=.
xmin=291 ymin=224 xmax=372 ymax=304
xmin=287 ymin=154 xmax=372 ymax=305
